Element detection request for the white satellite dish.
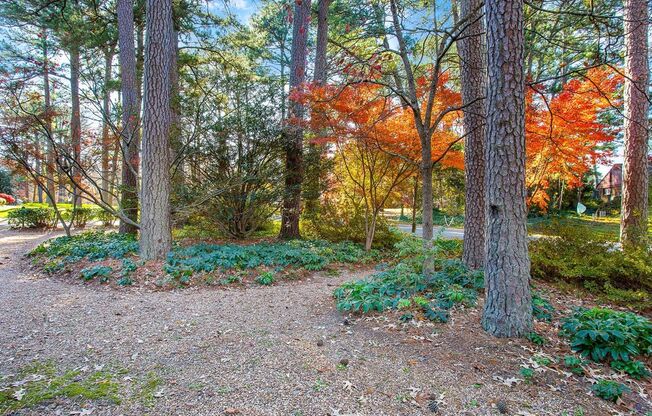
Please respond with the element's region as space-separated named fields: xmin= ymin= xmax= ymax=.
xmin=577 ymin=202 xmax=587 ymax=215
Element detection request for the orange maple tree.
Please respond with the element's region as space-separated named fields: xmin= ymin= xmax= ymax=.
xmin=298 ymin=71 xmax=463 ymax=169
xmin=525 ymin=66 xmax=622 ymax=210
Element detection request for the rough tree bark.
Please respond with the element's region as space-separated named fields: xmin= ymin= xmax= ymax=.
xmin=117 ymin=0 xmax=141 ymax=235
xmin=70 ymin=42 xmax=82 ymax=207
xmin=303 ymin=0 xmax=331 ymax=216
xmin=458 ymin=0 xmax=486 ymax=269
xmin=169 ymin=27 xmax=184 ymax=184
xmin=139 ymin=0 xmax=173 ymax=259
xmin=279 ymin=0 xmax=312 ymax=239
xmin=101 ymin=45 xmax=115 ymax=205
xmin=42 ymin=28 xmax=56 ymax=205
xmin=620 ymin=0 xmax=649 ymax=249
xmin=482 ymin=0 xmax=532 ymax=337
xmin=313 ymin=0 xmax=330 ymax=84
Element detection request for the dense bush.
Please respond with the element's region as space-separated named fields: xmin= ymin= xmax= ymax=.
xmin=165 ymin=239 xmax=377 ymax=277
xmin=529 ymin=225 xmax=652 ymax=307
xmin=179 ymin=79 xmax=284 ymax=238
xmin=304 ymin=200 xmax=403 ymax=249
xmin=8 ymin=207 xmax=56 ymax=228
xmin=61 ymin=207 xmax=96 ymax=228
xmin=561 ymin=307 xmax=652 ymax=363
xmin=96 ymin=209 xmax=117 ymax=227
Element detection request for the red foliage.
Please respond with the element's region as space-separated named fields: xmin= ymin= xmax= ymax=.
xmin=0 ymin=193 xmax=16 ymax=204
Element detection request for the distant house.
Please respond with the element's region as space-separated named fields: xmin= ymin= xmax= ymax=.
xmin=596 ymin=157 xmax=652 ymax=202
xmin=596 ymin=163 xmax=622 ymax=202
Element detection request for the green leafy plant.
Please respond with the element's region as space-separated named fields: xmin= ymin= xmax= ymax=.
xmin=533 ymin=355 xmax=554 ymax=367
xmin=117 ymin=276 xmax=133 ymax=286
xmin=70 ymin=207 xmax=96 ymax=228
xmin=222 ymin=274 xmax=242 ymax=285
xmin=80 ymin=265 xmax=113 ymax=282
xmin=31 ymin=232 xmax=138 ymax=262
xmin=96 ymin=209 xmax=117 ymax=227
xmin=527 ymin=332 xmax=547 ymax=346
xmin=591 ymin=379 xmax=629 ymax=402
xmin=561 ymin=307 xmax=652 ymax=362
xmin=399 ymin=313 xmax=414 ymax=322
xmin=165 ymin=239 xmax=376 ymax=278
xmin=255 ymin=271 xmax=275 ymax=285
xmin=610 ymin=360 xmax=650 ymax=380
xmin=563 ymin=355 xmax=586 ymax=376
xmin=519 ymin=366 xmax=534 ymax=382
xmin=532 ymin=292 xmax=554 ymax=322
xmin=333 ymin=238 xmax=482 ymax=321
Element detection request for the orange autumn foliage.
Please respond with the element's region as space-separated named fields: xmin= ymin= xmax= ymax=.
xmin=297 ymin=66 xmax=619 ymax=212
xmin=525 ymin=66 xmax=622 ymax=210
xmin=298 ymin=72 xmax=463 ymax=169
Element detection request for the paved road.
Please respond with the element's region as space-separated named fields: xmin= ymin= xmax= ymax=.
xmin=396 ymin=223 xmax=464 ymax=239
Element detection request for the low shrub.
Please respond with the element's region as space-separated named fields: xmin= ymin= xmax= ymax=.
xmin=80 ymin=265 xmax=113 ymax=282
xmin=610 ymin=360 xmax=650 ymax=379
xmin=560 ymin=307 xmax=652 ymax=362
xmin=96 ymin=209 xmax=117 ymax=227
xmin=591 ymin=380 xmax=629 ymax=402
xmin=333 ymin=238 xmax=482 ymax=321
xmin=58 ymin=207 xmax=97 ymax=228
xmin=8 ymin=207 xmax=56 ymax=229
xmin=303 ymin=201 xmax=403 ymax=249
xmin=563 ymin=355 xmax=585 ymax=376
xmin=31 ymin=232 xmax=138 ymax=262
xmin=165 ymin=239 xmax=377 ymax=278
xmin=530 ymin=224 xmax=652 ymax=308
xmin=255 ymin=271 xmax=275 ymax=285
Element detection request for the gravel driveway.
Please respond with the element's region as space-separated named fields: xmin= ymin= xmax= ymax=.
xmin=0 ymin=229 xmax=621 ymax=416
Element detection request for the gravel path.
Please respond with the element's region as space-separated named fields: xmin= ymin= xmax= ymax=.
xmin=0 ymin=229 xmax=622 ymax=416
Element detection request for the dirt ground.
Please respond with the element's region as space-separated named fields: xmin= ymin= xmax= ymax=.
xmin=0 ymin=228 xmax=648 ymax=415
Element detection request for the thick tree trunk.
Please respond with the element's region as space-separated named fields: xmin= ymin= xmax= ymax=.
xmin=302 ymin=0 xmax=331 ymax=217
xmin=70 ymin=44 xmax=82 ymax=208
xmin=117 ymin=0 xmax=141 ymax=235
xmin=101 ymin=46 xmax=114 ymax=205
xmin=621 ymin=0 xmax=649 ymax=249
xmin=42 ymin=28 xmax=56 ymax=205
xmin=411 ymin=175 xmax=418 ymax=233
xmin=482 ymin=0 xmax=532 ymax=337
xmin=458 ymin=0 xmax=486 ymax=270
xmin=313 ymin=0 xmax=330 ymax=84
xmin=279 ymin=0 xmax=311 ymax=239
xmin=169 ymin=28 xmax=184 ymax=185
xmin=139 ymin=0 xmax=173 ymax=259
xmin=35 ymin=138 xmax=43 ymax=203
xmin=421 ymin=160 xmax=434 ymax=276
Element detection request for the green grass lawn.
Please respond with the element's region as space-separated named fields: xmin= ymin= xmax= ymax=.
xmin=385 ymin=207 xmax=651 ymax=242
xmin=528 ymin=212 xmax=652 ymax=242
